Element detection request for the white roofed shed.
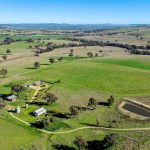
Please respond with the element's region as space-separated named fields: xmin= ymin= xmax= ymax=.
xmin=34 ymin=107 xmax=46 ymax=116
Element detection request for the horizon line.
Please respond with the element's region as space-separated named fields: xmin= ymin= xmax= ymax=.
xmin=0 ymin=23 xmax=150 ymax=25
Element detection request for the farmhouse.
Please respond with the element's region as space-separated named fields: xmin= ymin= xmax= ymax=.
xmin=34 ymin=107 xmax=46 ymax=116
xmin=23 ymin=84 xmax=33 ymax=88
xmin=6 ymin=95 xmax=16 ymax=102
xmin=33 ymin=80 xmax=44 ymax=86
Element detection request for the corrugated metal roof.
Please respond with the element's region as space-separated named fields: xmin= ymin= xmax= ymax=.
xmin=35 ymin=107 xmax=46 ymax=114
xmin=7 ymin=95 xmax=16 ymax=99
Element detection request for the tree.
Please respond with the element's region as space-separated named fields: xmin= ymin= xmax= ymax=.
xmin=104 ymin=134 xmax=117 ymax=147
xmin=11 ymin=84 xmax=25 ymax=96
xmin=87 ymin=52 xmax=94 ymax=58
xmin=43 ymin=93 xmax=58 ymax=104
xmin=3 ymin=37 xmax=13 ymax=44
xmin=0 ymin=99 xmax=5 ymax=114
xmin=146 ymin=44 xmax=150 ymax=49
xmin=42 ymin=115 xmax=54 ymax=128
xmin=49 ymin=58 xmax=55 ymax=64
xmin=0 ymin=69 xmax=8 ymax=78
xmin=95 ymin=53 xmax=98 ymax=57
xmin=75 ymin=55 xmax=79 ymax=59
xmin=58 ymin=57 xmax=63 ymax=61
xmin=88 ymin=98 xmax=97 ymax=107
xmin=107 ymin=96 xmax=114 ymax=106
xmin=96 ymin=117 xmax=100 ymax=127
xmin=74 ymin=136 xmax=87 ymax=150
xmin=34 ymin=53 xmax=40 ymax=57
xmin=69 ymin=106 xmax=79 ymax=116
xmin=2 ymin=55 xmax=7 ymax=61
xmin=70 ymin=49 xmax=74 ymax=53
xmin=69 ymin=53 xmax=73 ymax=57
xmin=34 ymin=61 xmax=40 ymax=69
xmin=6 ymin=49 xmax=11 ymax=53
xmin=27 ymin=38 xmax=34 ymax=43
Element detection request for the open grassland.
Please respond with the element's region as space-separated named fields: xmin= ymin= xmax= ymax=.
xmin=0 ymin=46 xmax=150 ymax=97
xmin=77 ymin=27 xmax=150 ymax=46
xmin=0 ymin=30 xmax=150 ymax=149
xmin=0 ymin=34 xmax=65 ymax=42
xmin=0 ymin=113 xmax=40 ymax=150
xmin=1 ymin=55 xmax=150 ymax=133
xmin=48 ymin=129 xmax=150 ymax=150
xmin=24 ymin=57 xmax=150 ymax=96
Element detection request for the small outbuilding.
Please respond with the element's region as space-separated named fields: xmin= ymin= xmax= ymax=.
xmin=34 ymin=107 xmax=46 ymax=116
xmin=6 ymin=95 xmax=16 ymax=102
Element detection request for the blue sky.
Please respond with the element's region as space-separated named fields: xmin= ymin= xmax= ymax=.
xmin=0 ymin=0 xmax=150 ymax=24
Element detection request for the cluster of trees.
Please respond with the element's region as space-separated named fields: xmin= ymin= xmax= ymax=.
xmin=3 ymin=37 xmax=13 ymax=45
xmin=68 ymin=38 xmax=150 ymax=55
xmin=29 ymin=34 xmax=150 ymax=56
xmin=33 ymin=37 xmax=150 ymax=56
xmin=35 ymin=42 xmax=79 ymax=54
xmin=69 ymin=105 xmax=80 ymax=116
xmin=69 ymin=96 xmax=114 ymax=118
xmin=49 ymin=58 xmax=55 ymax=64
xmin=40 ymin=114 xmax=54 ymax=128
xmin=43 ymin=93 xmax=58 ymax=104
xmin=86 ymin=52 xmax=99 ymax=58
xmin=0 ymin=36 xmax=36 ymax=46
xmin=11 ymin=84 xmax=25 ymax=96
xmin=26 ymin=38 xmax=34 ymax=43
xmin=34 ymin=58 xmax=60 ymax=69
xmin=87 ymin=97 xmax=97 ymax=108
xmin=74 ymin=136 xmax=88 ymax=149
xmin=34 ymin=114 xmax=54 ymax=129
xmin=73 ymin=133 xmax=117 ymax=149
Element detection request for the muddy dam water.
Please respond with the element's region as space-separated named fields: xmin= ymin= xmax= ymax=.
xmin=122 ymin=102 xmax=150 ymax=118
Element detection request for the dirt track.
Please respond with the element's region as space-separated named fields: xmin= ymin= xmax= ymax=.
xmin=9 ymin=112 xmax=150 ymax=135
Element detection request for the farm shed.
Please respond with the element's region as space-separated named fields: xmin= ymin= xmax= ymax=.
xmin=34 ymin=107 xmax=46 ymax=116
xmin=6 ymin=95 xmax=16 ymax=102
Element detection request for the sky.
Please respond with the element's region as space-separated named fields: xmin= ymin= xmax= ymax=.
xmin=0 ymin=0 xmax=150 ymax=24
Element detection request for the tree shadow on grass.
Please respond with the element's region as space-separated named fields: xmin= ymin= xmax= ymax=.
xmin=87 ymin=140 xmax=104 ymax=150
xmin=47 ymin=110 xmax=70 ymax=119
xmin=26 ymin=101 xmax=48 ymax=106
xmin=98 ymin=102 xmax=110 ymax=106
xmin=40 ymin=63 xmax=49 ymax=66
xmin=80 ymin=122 xmax=97 ymax=127
xmin=30 ymin=122 xmax=43 ymax=129
xmin=80 ymin=123 xmax=108 ymax=128
xmin=8 ymin=110 xmax=16 ymax=113
xmin=25 ymin=67 xmax=35 ymax=70
xmin=52 ymin=144 xmax=75 ymax=150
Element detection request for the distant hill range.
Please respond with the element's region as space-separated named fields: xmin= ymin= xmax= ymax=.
xmin=0 ymin=23 xmax=149 ymax=30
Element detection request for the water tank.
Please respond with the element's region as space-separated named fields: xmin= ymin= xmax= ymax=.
xmin=25 ymin=104 xmax=29 ymax=108
xmin=16 ymin=107 xmax=20 ymax=113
